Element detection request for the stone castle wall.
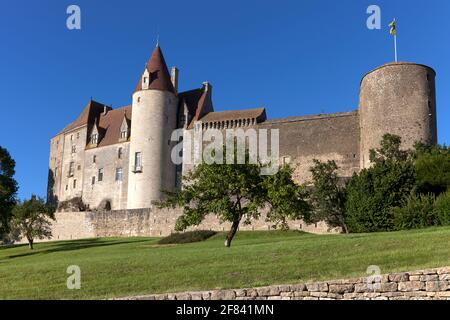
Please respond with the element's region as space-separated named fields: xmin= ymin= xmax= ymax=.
xmin=118 ymin=267 xmax=450 ymax=300
xmin=260 ymin=111 xmax=360 ymax=183
xmin=47 ymin=208 xmax=335 ymax=242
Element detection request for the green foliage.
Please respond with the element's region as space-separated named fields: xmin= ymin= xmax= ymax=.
xmin=11 ymin=195 xmax=56 ymax=249
xmin=0 ymin=146 xmax=18 ymax=237
xmin=262 ymin=165 xmax=311 ymax=229
xmin=413 ymin=143 xmax=450 ymax=196
xmin=345 ymin=134 xmax=416 ymax=233
xmin=433 ymin=190 xmax=450 ymax=226
xmin=157 ymin=148 xmax=310 ymax=247
xmin=391 ymin=193 xmax=437 ymax=230
xmin=369 ymin=133 xmax=410 ymax=164
xmin=157 ymin=230 xmax=217 ymax=245
xmin=309 ymin=160 xmax=348 ymax=233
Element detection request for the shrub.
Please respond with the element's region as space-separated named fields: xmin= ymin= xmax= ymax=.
xmin=434 ymin=190 xmax=450 ymax=226
xmin=391 ymin=193 xmax=437 ymax=230
xmin=414 ymin=144 xmax=450 ymax=196
xmin=345 ymin=161 xmax=416 ymax=233
xmin=157 ymin=230 xmax=217 ymax=245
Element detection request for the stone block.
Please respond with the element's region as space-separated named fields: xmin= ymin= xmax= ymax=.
xmin=420 ymin=274 xmax=439 ymax=281
xmin=388 ymin=273 xmax=409 ymax=282
xmin=211 ymin=290 xmax=236 ymax=300
xmin=426 ymin=280 xmax=448 ymax=292
xmin=398 ymin=281 xmax=426 ymax=292
xmin=328 ymin=284 xmax=354 ymax=294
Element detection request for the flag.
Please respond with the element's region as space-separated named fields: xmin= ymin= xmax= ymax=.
xmin=389 ymin=19 xmax=396 ymax=36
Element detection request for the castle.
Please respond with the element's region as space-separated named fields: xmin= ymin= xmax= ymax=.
xmin=47 ymin=45 xmax=437 ymax=212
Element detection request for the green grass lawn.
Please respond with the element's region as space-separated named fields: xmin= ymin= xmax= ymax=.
xmin=1 ymin=227 xmax=450 ymax=299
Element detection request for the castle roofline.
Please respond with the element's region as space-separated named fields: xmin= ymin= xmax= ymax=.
xmin=265 ymin=110 xmax=358 ymax=125
xmin=361 ymin=61 xmax=436 ymax=85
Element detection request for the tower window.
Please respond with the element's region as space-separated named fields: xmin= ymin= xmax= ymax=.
xmin=93 ymin=155 xmax=96 ymax=163
xmin=137 ymin=97 xmax=141 ymax=103
xmin=134 ymin=152 xmax=142 ymax=172
xmin=115 ymin=167 xmax=123 ymax=181
xmin=98 ymin=168 xmax=104 ymax=182
xmin=143 ymin=77 xmax=148 ymax=83
xmin=118 ymin=147 xmax=123 ymax=159
xmin=73 ymin=179 xmax=77 ymax=189
xmin=71 ymin=145 xmax=76 ymax=153
xmin=91 ymin=176 xmax=95 ymax=185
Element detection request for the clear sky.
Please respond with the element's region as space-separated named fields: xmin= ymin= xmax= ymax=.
xmin=1 ymin=0 xmax=449 ymax=199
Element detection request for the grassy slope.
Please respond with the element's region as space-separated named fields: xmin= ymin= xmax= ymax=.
xmin=1 ymin=227 xmax=450 ymax=299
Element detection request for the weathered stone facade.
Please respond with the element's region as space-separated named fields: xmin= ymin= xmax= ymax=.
xmin=117 ymin=267 xmax=450 ymax=300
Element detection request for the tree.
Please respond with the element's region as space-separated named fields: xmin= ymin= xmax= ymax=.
xmin=11 ymin=195 xmax=56 ymax=249
xmin=309 ymin=160 xmax=348 ymax=233
xmin=413 ymin=143 xmax=450 ymax=196
xmin=369 ymin=133 xmax=410 ymax=164
xmin=157 ymin=157 xmax=310 ymax=247
xmin=0 ymin=146 xmax=18 ymax=237
xmin=345 ymin=134 xmax=416 ymax=232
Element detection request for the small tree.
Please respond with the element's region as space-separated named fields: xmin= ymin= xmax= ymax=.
xmin=0 ymin=146 xmax=18 ymax=238
xmin=11 ymin=195 xmax=56 ymax=249
xmin=309 ymin=160 xmax=348 ymax=233
xmin=157 ymin=160 xmax=310 ymax=247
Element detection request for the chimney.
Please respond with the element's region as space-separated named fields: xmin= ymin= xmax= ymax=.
xmin=171 ymin=66 xmax=179 ymax=93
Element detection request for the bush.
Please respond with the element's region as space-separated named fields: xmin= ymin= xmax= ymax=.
xmin=414 ymin=144 xmax=450 ymax=196
xmin=434 ymin=190 xmax=450 ymax=226
xmin=391 ymin=193 xmax=437 ymax=230
xmin=345 ymin=161 xmax=416 ymax=233
xmin=157 ymin=230 xmax=217 ymax=245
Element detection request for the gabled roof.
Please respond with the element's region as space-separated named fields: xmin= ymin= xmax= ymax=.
xmin=92 ymin=105 xmax=132 ymax=148
xmin=61 ymin=99 xmax=108 ymax=133
xmin=134 ymin=45 xmax=175 ymax=93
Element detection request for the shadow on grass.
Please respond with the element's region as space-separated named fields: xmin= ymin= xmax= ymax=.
xmin=3 ymin=238 xmax=151 ymax=260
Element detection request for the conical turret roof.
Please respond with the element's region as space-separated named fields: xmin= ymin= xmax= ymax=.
xmin=134 ymin=45 xmax=175 ymax=93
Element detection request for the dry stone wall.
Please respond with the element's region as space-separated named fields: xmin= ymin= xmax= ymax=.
xmin=118 ymin=267 xmax=450 ymax=300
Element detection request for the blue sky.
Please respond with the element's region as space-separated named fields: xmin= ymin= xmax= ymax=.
xmin=1 ymin=0 xmax=449 ymax=199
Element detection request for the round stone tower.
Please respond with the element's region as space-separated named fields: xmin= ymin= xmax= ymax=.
xmin=127 ymin=45 xmax=178 ymax=209
xmin=359 ymin=62 xmax=437 ymax=168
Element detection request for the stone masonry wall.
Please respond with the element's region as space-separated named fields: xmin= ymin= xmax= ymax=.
xmin=118 ymin=267 xmax=450 ymax=300
xmin=47 ymin=207 xmax=336 ymax=242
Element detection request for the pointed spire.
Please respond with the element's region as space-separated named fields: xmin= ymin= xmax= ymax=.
xmin=134 ymin=46 xmax=175 ymax=93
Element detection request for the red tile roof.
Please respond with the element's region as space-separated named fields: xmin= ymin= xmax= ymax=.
xmin=61 ymin=100 xmax=108 ymax=133
xmin=134 ymin=46 xmax=175 ymax=93
xmin=92 ymin=105 xmax=132 ymax=148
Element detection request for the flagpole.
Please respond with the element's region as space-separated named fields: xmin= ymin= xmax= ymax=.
xmin=394 ymin=34 xmax=398 ymax=62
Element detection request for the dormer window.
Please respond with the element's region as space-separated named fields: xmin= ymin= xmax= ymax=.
xmin=143 ymin=77 xmax=148 ymax=83
xmin=120 ymin=130 xmax=128 ymax=140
